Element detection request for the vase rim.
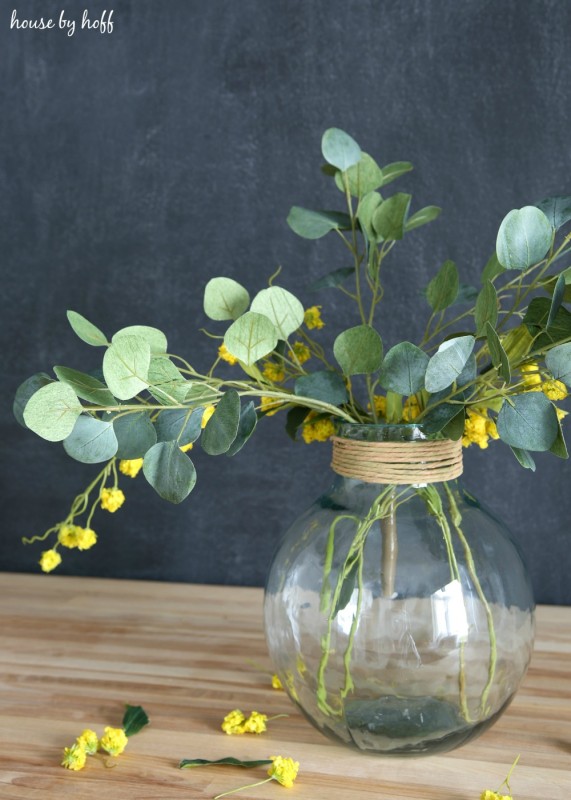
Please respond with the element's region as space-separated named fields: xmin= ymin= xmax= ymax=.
xmin=336 ymin=422 xmax=428 ymax=442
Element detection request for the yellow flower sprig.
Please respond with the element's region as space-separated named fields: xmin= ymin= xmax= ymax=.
xmin=480 ymin=754 xmax=520 ymax=800
xmin=179 ymin=755 xmax=299 ymax=799
xmin=61 ymin=704 xmax=149 ymax=771
xmin=221 ymin=708 xmax=288 ymax=735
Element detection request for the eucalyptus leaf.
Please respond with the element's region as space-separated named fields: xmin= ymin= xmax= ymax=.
xmin=23 ymin=383 xmax=83 ymax=442
xmin=307 ymin=266 xmax=355 ymax=291
xmin=64 ymin=416 xmax=118 ymax=464
xmin=112 ymin=325 xmax=167 ymax=354
xmin=545 ymin=342 xmax=571 ymax=386
xmin=385 ymin=391 xmax=403 ymax=424
xmin=201 ymin=389 xmax=241 ymax=455
xmin=424 ymin=336 xmax=475 ymax=393
xmin=481 ymin=252 xmax=506 ymax=283
xmin=550 ymin=418 xmax=569 ymax=459
xmin=66 ymin=310 xmax=108 ymax=347
xmin=442 ymin=409 xmax=466 ymax=441
xmin=54 ymin=366 xmax=116 ymax=406
xmin=524 ymin=297 xmax=571 ymax=348
xmin=13 ymin=372 xmax=52 ymax=427
xmin=379 ymin=342 xmax=429 ymax=395
xmin=485 ymin=323 xmax=511 ymax=383
xmin=113 ymin=411 xmax=157 ymax=459
xmin=497 ymin=393 xmax=558 ymax=451
xmin=147 ymin=356 xmax=191 ymax=405
xmin=426 ymin=260 xmax=459 ymax=312
xmin=421 ymin=402 xmax=464 ymax=435
xmin=103 ymin=336 xmax=151 ymax=400
xmin=333 ymin=325 xmax=383 ymax=375
xmin=357 ymin=191 xmax=382 ymax=243
xmin=496 ymin=206 xmax=553 ymax=270
xmin=510 ymin=446 xmax=536 ymax=471
xmin=321 ymin=127 xmax=362 ymax=171
xmin=453 ymin=284 xmax=480 ymax=306
xmin=122 ymin=705 xmax=149 ymax=737
xmin=203 ymin=277 xmax=250 ymax=321
xmin=457 ymin=354 xmax=477 ymax=386
xmin=180 ymin=757 xmax=272 ymax=770
xmin=226 ymin=401 xmax=258 ymax=456
xmin=334 ymin=152 xmax=383 ymax=197
xmin=286 ymin=207 xmax=352 ymax=239
xmin=543 ymin=267 xmax=571 ymax=303
xmin=380 ymin=161 xmax=413 ymax=186
xmin=224 ymin=312 xmax=278 ymax=366
xmin=536 ymin=196 xmax=571 ymax=230
xmin=185 ymin=384 xmax=221 ymax=407
xmin=295 ymin=371 xmax=348 ymax=406
xmin=475 ymin=281 xmax=498 ymax=335
xmin=285 ymin=405 xmax=310 ymax=441
xmin=547 ymin=273 xmax=566 ymax=328
xmin=404 ymin=205 xmax=441 ymax=233
xmin=155 ymin=408 xmax=203 ymax=446
xmin=372 ymin=193 xmax=412 ymax=241
xmin=250 ymin=286 xmax=304 ymax=340
xmin=143 ymin=441 xmax=197 ymax=503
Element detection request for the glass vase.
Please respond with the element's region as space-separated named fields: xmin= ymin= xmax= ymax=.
xmin=264 ymin=424 xmax=535 ymax=756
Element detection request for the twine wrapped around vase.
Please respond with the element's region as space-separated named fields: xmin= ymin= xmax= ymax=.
xmin=331 ymin=436 xmax=463 ymax=485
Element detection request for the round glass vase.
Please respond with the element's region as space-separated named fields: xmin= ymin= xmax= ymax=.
xmin=264 ymin=424 xmax=535 ymax=756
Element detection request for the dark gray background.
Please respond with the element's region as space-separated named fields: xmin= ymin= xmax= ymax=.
xmin=1 ymin=0 xmax=570 ymax=604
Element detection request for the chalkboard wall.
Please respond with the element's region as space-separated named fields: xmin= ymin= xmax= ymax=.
xmin=1 ymin=0 xmax=570 ymax=604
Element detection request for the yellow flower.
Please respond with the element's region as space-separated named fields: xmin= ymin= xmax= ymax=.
xmin=521 ymin=361 xmax=542 ymax=390
xmin=368 ymin=395 xmax=387 ymax=417
xmin=100 ymin=488 xmax=125 ymax=513
xmin=99 ymin=726 xmax=128 ymax=757
xmin=268 ymin=755 xmax=300 ymax=788
xmin=119 ymin=458 xmax=144 ymax=478
xmin=290 ymin=341 xmax=311 ymax=365
xmin=75 ymin=527 xmax=97 ymax=551
xmin=261 ymin=396 xmax=283 ymax=416
xmin=302 ymin=416 xmax=335 ymax=444
xmin=242 ymin=711 xmax=268 ymax=734
xmin=39 ymin=549 xmax=61 ymax=573
xmin=271 ymin=674 xmax=283 ymax=690
xmin=304 ymin=305 xmax=324 ymax=330
xmin=221 ymin=709 xmax=247 ymax=735
xmin=480 ymin=792 xmax=512 ymax=800
xmin=542 ymin=379 xmax=568 ymax=401
xmin=402 ymin=395 xmax=420 ymax=421
xmin=180 ymin=442 xmax=194 ymax=453
xmin=201 ymin=405 xmax=216 ymax=428
xmin=218 ymin=343 xmax=238 ymax=365
xmin=557 ymin=407 xmax=569 ymax=421
xmin=76 ymin=728 xmax=99 ymax=755
xmin=58 ymin=524 xmax=79 ymax=549
xmin=462 ymin=408 xmax=495 ymax=450
xmin=61 ymin=742 xmax=87 ymax=771
xmin=263 ymin=361 xmax=286 ymax=382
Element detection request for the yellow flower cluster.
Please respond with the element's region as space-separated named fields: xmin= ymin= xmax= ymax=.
xmin=218 ymin=343 xmax=238 ymax=365
xmin=290 ymin=341 xmax=311 ymax=365
xmin=119 ymin=458 xmax=144 ymax=478
xmin=302 ymin=414 xmax=335 ymax=443
xmin=61 ymin=725 xmax=129 ymax=770
xmin=462 ymin=408 xmax=499 ymax=449
xmin=521 ymin=361 xmax=569 ymax=401
xmin=480 ymin=792 xmax=512 ymax=800
xmin=260 ymin=396 xmax=283 ymax=416
xmin=58 ymin=524 xmax=97 ymax=551
xmin=402 ymin=395 xmax=421 ymax=421
xmin=263 ymin=361 xmax=286 ymax=382
xmin=221 ymin=709 xmax=268 ymax=735
xmin=268 ymin=755 xmax=300 ymax=788
xmin=39 ymin=549 xmax=62 ymax=573
xmin=201 ymin=405 xmax=216 ymax=428
xmin=100 ymin=488 xmax=125 ymax=513
xmin=180 ymin=442 xmax=194 ymax=453
xmin=303 ymin=305 xmax=324 ymax=330
xmin=271 ymin=674 xmax=283 ymax=690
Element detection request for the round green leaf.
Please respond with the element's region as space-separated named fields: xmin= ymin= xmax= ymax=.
xmin=103 ymin=336 xmax=151 ymax=400
xmin=286 ymin=207 xmax=351 ymax=240
xmin=380 ymin=161 xmax=413 ymax=186
xmin=13 ymin=373 xmax=52 ymax=428
xmin=201 ymin=389 xmax=241 ymax=455
xmin=294 ymin=371 xmax=348 ymax=406
xmin=23 ymin=382 xmax=83 ymax=442
xmin=424 ymin=336 xmax=475 ymax=393
xmin=203 ymin=277 xmax=250 ymax=321
xmin=143 ymin=441 xmax=197 ymax=504
xmin=536 ymin=196 xmax=571 ymax=231
xmin=64 ymin=416 xmax=118 ymax=464
xmin=224 ymin=312 xmax=278 ymax=366
xmin=112 ymin=325 xmax=168 ymax=354
xmin=321 ymin=128 xmax=362 ymax=171
xmin=496 ymin=206 xmax=553 ymax=270
xmin=334 ymin=152 xmax=384 ymax=197
xmin=156 ymin=408 xmax=203 ymax=445
xmin=372 ymin=193 xmax=412 ymax=241
xmin=404 ymin=206 xmax=441 ymax=233
xmin=66 ymin=310 xmax=108 ymax=347
xmin=379 ymin=342 xmax=429 ymax=395
xmin=545 ymin=342 xmax=571 ymax=386
xmin=53 ymin=366 xmax=116 ymax=406
xmin=357 ymin=191 xmax=382 ymax=243
xmin=147 ymin=356 xmax=191 ymax=405
xmin=225 ymin=401 xmax=258 ymax=457
xmin=426 ymin=260 xmax=459 ymax=312
xmin=475 ymin=281 xmax=498 ymax=335
xmin=113 ymin=411 xmax=157 ymax=458
xmin=250 ymin=286 xmax=304 ymax=340
xmin=497 ymin=393 xmax=558 ymax=452
xmin=333 ymin=325 xmax=383 ymax=375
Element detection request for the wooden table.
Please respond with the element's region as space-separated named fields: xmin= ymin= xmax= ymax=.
xmin=0 ymin=573 xmax=569 ymax=800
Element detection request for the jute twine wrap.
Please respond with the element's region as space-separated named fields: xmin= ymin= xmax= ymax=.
xmin=331 ymin=436 xmax=463 ymax=485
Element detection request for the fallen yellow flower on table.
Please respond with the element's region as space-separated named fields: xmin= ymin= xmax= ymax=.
xmin=61 ymin=743 xmax=87 ymax=771
xmin=221 ymin=708 xmax=288 ymax=735
xmin=271 ymin=673 xmax=283 ymax=690
xmin=100 ymin=726 xmax=129 ymax=756
xmin=180 ymin=754 xmax=299 ymax=799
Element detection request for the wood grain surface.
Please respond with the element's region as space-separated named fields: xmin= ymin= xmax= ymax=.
xmin=0 ymin=573 xmax=569 ymax=800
